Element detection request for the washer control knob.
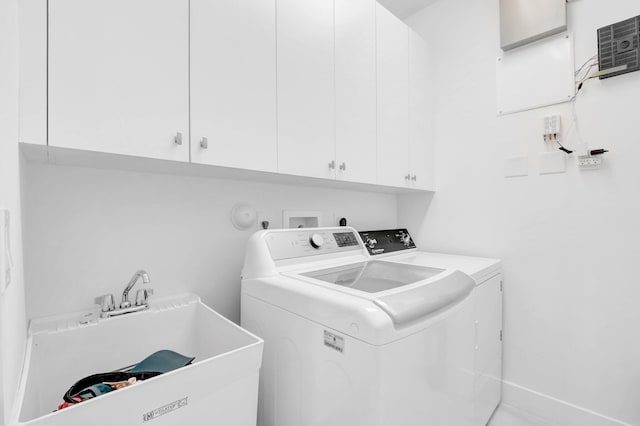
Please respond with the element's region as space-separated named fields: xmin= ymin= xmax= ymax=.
xmin=309 ymin=233 xmax=324 ymax=249
xmin=366 ymin=238 xmax=377 ymax=249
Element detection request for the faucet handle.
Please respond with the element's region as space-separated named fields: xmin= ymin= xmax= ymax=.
xmin=95 ymin=294 xmax=115 ymax=312
xmin=135 ymin=288 xmax=154 ymax=307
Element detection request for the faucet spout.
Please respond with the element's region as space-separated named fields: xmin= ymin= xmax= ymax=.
xmin=121 ymin=270 xmax=150 ymax=308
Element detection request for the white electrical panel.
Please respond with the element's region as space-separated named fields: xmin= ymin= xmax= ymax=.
xmin=500 ymin=0 xmax=567 ymax=51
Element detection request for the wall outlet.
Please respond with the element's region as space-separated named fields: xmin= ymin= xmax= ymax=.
xmin=577 ymin=155 xmax=603 ymax=170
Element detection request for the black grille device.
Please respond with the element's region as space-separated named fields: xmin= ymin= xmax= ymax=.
xmin=597 ymin=15 xmax=640 ymax=79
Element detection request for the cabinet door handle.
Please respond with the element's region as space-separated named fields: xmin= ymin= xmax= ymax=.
xmin=174 ymin=132 xmax=183 ymax=145
xmin=328 ymin=160 xmax=336 ymax=170
xmin=405 ymin=174 xmax=411 ymax=181
xmin=200 ymin=137 xmax=208 ymax=149
xmin=411 ymin=175 xmax=417 ymax=182
xmin=339 ymin=162 xmax=346 ymax=171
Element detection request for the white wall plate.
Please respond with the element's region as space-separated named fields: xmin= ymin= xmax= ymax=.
xmin=504 ymin=156 xmax=528 ymax=178
xmin=538 ymin=151 xmax=566 ymax=175
xmin=497 ymin=33 xmax=575 ymax=115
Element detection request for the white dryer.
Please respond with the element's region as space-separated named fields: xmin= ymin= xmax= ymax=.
xmin=358 ymin=229 xmax=503 ymax=425
xmin=241 ymin=227 xmax=479 ymax=426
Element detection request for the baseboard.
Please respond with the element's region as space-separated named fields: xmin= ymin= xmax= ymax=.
xmin=501 ymin=380 xmax=633 ymax=426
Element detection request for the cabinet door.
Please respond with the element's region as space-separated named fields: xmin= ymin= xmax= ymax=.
xmin=190 ymin=0 xmax=277 ymax=172
xmin=19 ymin=0 xmax=47 ymax=145
xmin=409 ymin=30 xmax=434 ymax=190
xmin=335 ymin=0 xmax=377 ymax=184
xmin=277 ymin=0 xmax=335 ymax=179
xmin=49 ymin=0 xmax=189 ymax=162
xmin=474 ymin=274 xmax=503 ymax=425
xmin=376 ymin=4 xmax=409 ymax=188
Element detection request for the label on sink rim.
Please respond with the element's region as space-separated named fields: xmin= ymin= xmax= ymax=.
xmin=143 ymin=397 xmax=188 ymax=422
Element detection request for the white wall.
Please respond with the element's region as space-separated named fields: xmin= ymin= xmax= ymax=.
xmin=23 ymin=164 xmax=397 ymax=322
xmin=0 ymin=0 xmax=28 ymax=422
xmin=404 ymin=1 xmax=640 ymax=425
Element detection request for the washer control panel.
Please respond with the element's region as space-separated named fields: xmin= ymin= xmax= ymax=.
xmin=333 ymin=231 xmax=359 ymax=248
xmin=266 ymin=229 xmax=362 ymax=260
xmin=358 ymin=229 xmax=416 ymax=256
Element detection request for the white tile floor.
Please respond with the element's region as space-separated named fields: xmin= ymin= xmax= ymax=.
xmin=488 ymin=404 xmax=558 ymax=426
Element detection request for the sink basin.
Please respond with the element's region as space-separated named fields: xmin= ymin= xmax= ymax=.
xmin=13 ymin=293 xmax=263 ymax=426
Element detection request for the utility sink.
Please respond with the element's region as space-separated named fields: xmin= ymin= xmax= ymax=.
xmin=13 ymin=293 xmax=263 ymax=426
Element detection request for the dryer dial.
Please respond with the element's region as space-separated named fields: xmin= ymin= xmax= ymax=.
xmin=309 ymin=233 xmax=325 ymax=249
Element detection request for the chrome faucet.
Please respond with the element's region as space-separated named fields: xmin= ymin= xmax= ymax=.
xmin=121 ymin=270 xmax=150 ymax=308
xmin=96 ymin=270 xmax=153 ymax=319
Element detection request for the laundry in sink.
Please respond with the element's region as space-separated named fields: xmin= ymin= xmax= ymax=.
xmin=56 ymin=350 xmax=194 ymax=411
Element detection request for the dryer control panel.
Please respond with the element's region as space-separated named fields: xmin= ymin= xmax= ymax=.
xmin=359 ymin=229 xmax=416 ymax=256
xmin=266 ymin=228 xmax=362 ymax=261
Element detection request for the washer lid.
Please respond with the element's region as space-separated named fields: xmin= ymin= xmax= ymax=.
xmin=300 ymin=261 xmax=445 ymax=293
xmin=373 ymin=270 xmax=475 ymax=326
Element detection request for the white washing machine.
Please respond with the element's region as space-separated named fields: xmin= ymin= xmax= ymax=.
xmin=241 ymin=227 xmax=483 ymax=426
xmin=358 ymin=229 xmax=503 ymax=425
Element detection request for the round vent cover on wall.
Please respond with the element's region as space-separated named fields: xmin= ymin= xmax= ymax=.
xmin=230 ymin=203 xmax=258 ymax=230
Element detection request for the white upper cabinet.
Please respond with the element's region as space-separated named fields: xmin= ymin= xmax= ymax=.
xmin=190 ymin=0 xmax=277 ymax=172
xmin=276 ymin=0 xmax=336 ymax=179
xmin=376 ymin=4 xmax=409 ymax=188
xmin=335 ymin=0 xmax=377 ymax=184
xmin=48 ymin=0 xmax=189 ymax=162
xmin=19 ymin=0 xmax=47 ymax=145
xmin=409 ymin=30 xmax=434 ymax=190
xmin=19 ymin=0 xmax=433 ymax=191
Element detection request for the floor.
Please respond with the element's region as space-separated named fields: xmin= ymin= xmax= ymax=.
xmin=488 ymin=404 xmax=558 ymax=426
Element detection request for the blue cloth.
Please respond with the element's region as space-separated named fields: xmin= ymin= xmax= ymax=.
xmin=129 ymin=350 xmax=195 ymax=373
